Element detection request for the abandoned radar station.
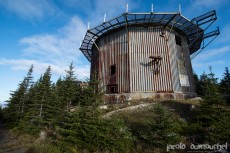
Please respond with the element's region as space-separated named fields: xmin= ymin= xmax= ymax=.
xmin=80 ymin=5 xmax=219 ymax=103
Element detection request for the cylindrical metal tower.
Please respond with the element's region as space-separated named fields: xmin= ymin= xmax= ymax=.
xmin=80 ymin=11 xmax=219 ymax=103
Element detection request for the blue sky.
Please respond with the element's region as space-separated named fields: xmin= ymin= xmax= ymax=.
xmin=0 ymin=0 xmax=230 ymax=103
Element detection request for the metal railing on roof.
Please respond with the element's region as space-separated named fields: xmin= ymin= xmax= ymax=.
xmin=80 ymin=10 xmax=218 ymax=61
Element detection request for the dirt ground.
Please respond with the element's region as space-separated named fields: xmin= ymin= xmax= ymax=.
xmin=0 ymin=121 xmax=25 ymax=153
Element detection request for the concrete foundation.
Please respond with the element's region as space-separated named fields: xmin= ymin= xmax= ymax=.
xmin=104 ymin=92 xmax=197 ymax=104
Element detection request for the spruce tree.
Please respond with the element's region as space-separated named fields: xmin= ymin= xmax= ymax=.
xmin=220 ymin=67 xmax=230 ymax=103
xmin=0 ymin=106 xmax=3 ymax=120
xmin=16 ymin=66 xmax=54 ymax=133
xmin=202 ymin=67 xmax=222 ymax=106
xmin=62 ymin=62 xmax=79 ymax=111
xmin=55 ymin=77 xmax=66 ymax=109
xmin=3 ymin=65 xmax=34 ymax=126
xmin=194 ymin=72 xmax=202 ymax=96
xmin=196 ymin=67 xmax=226 ymax=143
xmin=39 ymin=66 xmax=53 ymax=126
xmin=21 ymin=66 xmax=53 ymax=131
xmin=79 ymin=73 xmax=102 ymax=108
xmin=198 ymin=72 xmax=208 ymax=97
xmin=21 ymin=65 xmax=34 ymax=115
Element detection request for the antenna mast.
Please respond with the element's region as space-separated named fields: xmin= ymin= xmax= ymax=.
xmin=104 ymin=13 xmax=106 ymax=22
xmin=178 ymin=4 xmax=181 ymax=14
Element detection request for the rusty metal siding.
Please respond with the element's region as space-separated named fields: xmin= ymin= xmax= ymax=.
xmin=92 ymin=26 xmax=195 ymax=94
xmin=129 ymin=26 xmax=173 ymax=92
xmin=96 ymin=28 xmax=130 ymax=93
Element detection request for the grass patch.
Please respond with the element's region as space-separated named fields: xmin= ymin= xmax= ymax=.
xmin=26 ymin=144 xmax=63 ymax=153
xmin=111 ymin=103 xmax=186 ymax=152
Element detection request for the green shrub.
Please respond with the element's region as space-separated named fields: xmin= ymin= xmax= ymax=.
xmin=112 ymin=103 xmax=184 ymax=151
xmin=26 ymin=144 xmax=62 ymax=153
xmin=58 ymin=111 xmax=134 ymax=153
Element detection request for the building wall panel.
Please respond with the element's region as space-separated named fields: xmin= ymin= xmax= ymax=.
xmin=95 ymin=28 xmax=130 ymax=93
xmin=129 ymin=26 xmax=173 ymax=92
xmin=168 ymin=31 xmax=196 ymax=93
xmin=92 ymin=26 xmax=196 ymax=95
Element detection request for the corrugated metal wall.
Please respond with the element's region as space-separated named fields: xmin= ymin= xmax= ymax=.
xmin=168 ymin=32 xmax=196 ymax=93
xmin=94 ymin=28 xmax=130 ymax=93
xmin=129 ymin=26 xmax=173 ymax=92
xmin=92 ymin=26 xmax=196 ymax=94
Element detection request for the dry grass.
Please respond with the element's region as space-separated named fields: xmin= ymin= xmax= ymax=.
xmin=0 ymin=129 xmax=34 ymax=153
xmin=101 ymin=98 xmax=201 ymax=118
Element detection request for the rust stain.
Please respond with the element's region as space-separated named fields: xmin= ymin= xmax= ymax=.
xmin=91 ymin=26 xmax=196 ymax=102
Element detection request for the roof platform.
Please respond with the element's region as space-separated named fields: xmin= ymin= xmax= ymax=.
xmin=80 ymin=10 xmax=219 ymax=61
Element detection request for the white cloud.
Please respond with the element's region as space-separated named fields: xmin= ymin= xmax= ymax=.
xmin=192 ymin=45 xmax=230 ymax=69
xmin=192 ymin=0 xmax=226 ymax=9
xmin=0 ymin=0 xmax=56 ymax=20
xmin=192 ymin=60 xmax=225 ymax=68
xmin=182 ymin=0 xmax=227 ymax=18
xmin=0 ymin=101 xmax=8 ymax=108
xmin=16 ymin=0 xmax=139 ymax=67
xmin=86 ymin=0 xmax=136 ymax=26
xmin=0 ymin=58 xmax=90 ymax=79
xmin=20 ymin=16 xmax=88 ymax=65
xmin=58 ymin=0 xmax=92 ymax=12
xmin=20 ymin=35 xmax=62 ymax=55
xmin=0 ymin=58 xmax=64 ymax=75
xmin=75 ymin=65 xmax=90 ymax=80
xmin=217 ymin=23 xmax=230 ymax=43
xmin=193 ymin=45 xmax=230 ymax=61
xmin=0 ymin=15 xmax=90 ymax=79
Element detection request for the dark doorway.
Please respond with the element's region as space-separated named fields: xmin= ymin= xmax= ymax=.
xmin=107 ymin=84 xmax=118 ymax=93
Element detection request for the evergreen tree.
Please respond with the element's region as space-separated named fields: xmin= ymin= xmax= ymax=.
xmin=55 ymin=77 xmax=66 ymax=109
xmin=19 ymin=66 xmax=53 ymax=132
xmin=198 ymin=67 xmax=221 ymax=126
xmin=4 ymin=83 xmax=26 ymax=124
xmin=18 ymin=80 xmax=42 ymax=134
xmin=62 ymin=62 xmax=79 ymax=110
xmin=79 ymin=73 xmax=102 ymax=108
xmin=16 ymin=66 xmax=54 ymax=133
xmin=194 ymin=72 xmax=203 ymax=96
xmin=195 ymin=67 xmax=227 ymax=143
xmin=202 ymin=67 xmax=222 ymax=106
xmin=132 ymin=104 xmax=182 ymax=149
xmin=0 ymin=106 xmax=3 ymax=120
xmin=220 ymin=67 xmax=230 ymax=95
xmin=197 ymin=72 xmax=208 ymax=97
xmin=208 ymin=109 xmax=230 ymax=143
xmin=45 ymin=82 xmax=64 ymax=127
xmin=196 ymin=67 xmax=222 ymax=105
xmin=21 ymin=65 xmax=34 ymax=115
xmin=30 ymin=76 xmax=44 ymax=117
xmin=59 ymin=111 xmax=133 ymax=152
xmin=39 ymin=66 xmax=53 ymax=126
xmin=3 ymin=65 xmax=34 ymax=126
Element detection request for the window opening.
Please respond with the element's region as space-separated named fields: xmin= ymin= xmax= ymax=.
xmin=110 ymin=65 xmax=116 ymax=75
xmin=175 ymin=35 xmax=182 ymax=46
